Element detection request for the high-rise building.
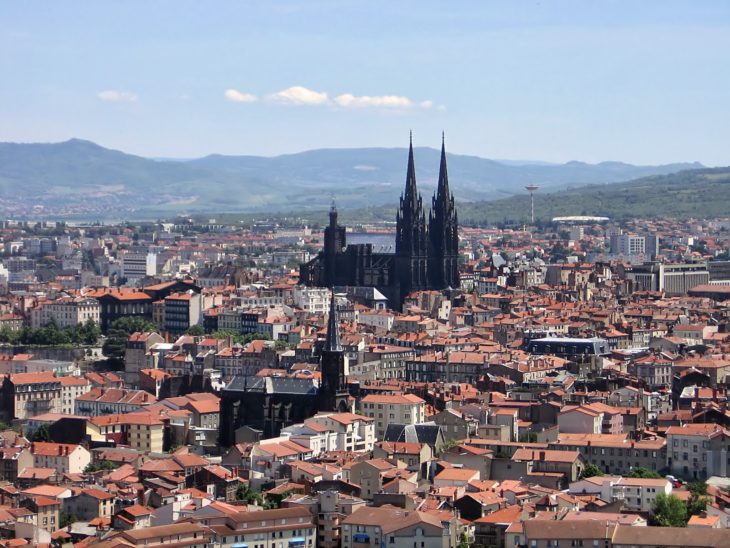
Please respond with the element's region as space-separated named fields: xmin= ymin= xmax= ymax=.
xmin=120 ymin=249 xmax=157 ymax=281
xmin=610 ymin=233 xmax=658 ymax=260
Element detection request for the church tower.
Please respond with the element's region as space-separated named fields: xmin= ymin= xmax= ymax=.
xmin=395 ymin=133 xmax=429 ymax=304
xmin=429 ymin=133 xmax=459 ymax=289
xmin=319 ymin=290 xmax=350 ymax=412
xmin=323 ymin=201 xmax=346 ymax=287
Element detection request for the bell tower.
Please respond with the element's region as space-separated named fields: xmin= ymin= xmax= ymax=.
xmin=319 ymin=290 xmax=351 ymax=412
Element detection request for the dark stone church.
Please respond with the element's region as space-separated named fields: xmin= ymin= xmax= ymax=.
xmin=299 ymin=135 xmax=459 ymax=309
xmin=219 ymin=292 xmax=350 ymax=446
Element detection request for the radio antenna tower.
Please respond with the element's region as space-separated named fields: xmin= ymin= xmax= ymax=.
xmin=525 ymin=185 xmax=540 ymax=224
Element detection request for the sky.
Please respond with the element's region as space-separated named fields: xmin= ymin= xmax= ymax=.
xmin=1 ymin=1 xmax=729 ymax=165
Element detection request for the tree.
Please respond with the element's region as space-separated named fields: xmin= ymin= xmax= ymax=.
xmin=103 ymin=316 xmax=158 ymax=367
xmin=186 ymin=325 xmax=205 ymax=336
xmin=274 ymin=339 xmax=290 ymax=351
xmin=109 ymin=316 xmax=158 ymax=335
xmin=80 ymin=318 xmax=101 ymax=345
xmin=580 ymin=463 xmax=604 ymax=479
xmin=264 ymin=489 xmax=293 ymax=509
xmin=241 ymin=332 xmax=270 ymax=344
xmin=457 ymin=532 xmax=470 ymax=548
xmin=210 ymin=330 xmax=271 ymax=345
xmin=651 ymin=494 xmax=687 ymax=527
xmin=84 ymin=460 xmax=117 ymax=474
xmin=687 ymin=481 xmax=710 ymax=516
xmin=441 ymin=438 xmax=462 ymax=452
xmin=627 ymin=467 xmax=662 ymax=479
xmin=518 ymin=431 xmax=538 ymax=443
xmin=0 ymin=327 xmax=21 ymax=345
xmin=31 ymin=423 xmax=51 ymax=442
xmin=59 ymin=510 xmax=79 ymax=528
xmin=236 ymin=483 xmax=263 ymax=506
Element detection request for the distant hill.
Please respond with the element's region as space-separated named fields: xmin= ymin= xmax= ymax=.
xmin=0 ymin=138 xmax=705 ymax=217
xmin=454 ymin=168 xmax=730 ymax=224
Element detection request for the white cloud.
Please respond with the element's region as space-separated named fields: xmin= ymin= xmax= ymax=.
xmin=97 ymin=90 xmax=138 ymax=102
xmin=258 ymin=86 xmax=442 ymax=111
xmin=334 ymin=93 xmax=414 ymax=109
xmin=224 ymin=89 xmax=257 ymax=103
xmin=265 ymin=85 xmax=329 ymax=106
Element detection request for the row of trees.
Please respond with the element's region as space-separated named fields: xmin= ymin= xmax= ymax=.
xmin=186 ymin=327 xmax=292 ymax=350
xmin=0 ymin=318 xmax=100 ymax=346
xmin=580 ymin=464 xmax=663 ymax=480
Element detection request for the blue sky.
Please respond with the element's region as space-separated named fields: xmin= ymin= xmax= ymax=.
xmin=1 ymin=1 xmax=729 ymax=165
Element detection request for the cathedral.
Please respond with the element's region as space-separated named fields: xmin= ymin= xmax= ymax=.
xmin=219 ymin=292 xmax=350 ymax=445
xmin=299 ymin=134 xmax=459 ymax=309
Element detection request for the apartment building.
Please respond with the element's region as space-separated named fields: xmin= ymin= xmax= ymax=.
xmin=107 ymin=522 xmax=212 ymax=548
xmin=341 ymin=506 xmax=453 ymax=548
xmin=0 ymin=371 xmax=62 ymax=420
xmin=124 ymin=331 xmax=165 ymax=387
xmin=63 ymin=488 xmax=115 ymax=520
xmin=30 ymin=442 xmax=91 ymax=474
xmin=360 ymin=393 xmax=426 ymax=438
xmin=304 ymin=412 xmax=376 ymax=453
xmin=518 ymin=520 xmax=726 ymax=548
xmin=125 ymin=413 xmax=165 ymax=453
xmin=666 ymin=423 xmax=730 ymax=479
xmin=292 ymin=286 xmax=331 ymax=314
xmin=120 ymin=250 xmax=157 ymax=281
xmin=549 ymin=433 xmax=666 ymax=476
xmin=59 ymin=375 xmax=91 ymax=415
xmin=74 ymin=387 xmax=157 ymax=416
xmin=30 ymin=297 xmax=100 ymax=329
xmin=201 ymin=506 xmax=316 ymax=548
xmin=164 ymin=291 xmax=202 ymax=335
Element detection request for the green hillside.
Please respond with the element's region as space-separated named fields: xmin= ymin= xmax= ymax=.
xmin=456 ymin=168 xmax=730 ymax=224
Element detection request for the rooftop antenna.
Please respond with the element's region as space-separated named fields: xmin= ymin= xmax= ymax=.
xmin=525 ymin=185 xmax=540 ymax=224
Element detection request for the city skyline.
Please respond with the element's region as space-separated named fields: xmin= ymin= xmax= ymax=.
xmin=1 ymin=1 xmax=729 ymax=165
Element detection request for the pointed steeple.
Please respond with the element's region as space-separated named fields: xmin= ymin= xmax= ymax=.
xmin=436 ymin=131 xmax=450 ymax=204
xmin=403 ymin=130 xmax=418 ymax=207
xmin=325 ymin=290 xmax=342 ymax=352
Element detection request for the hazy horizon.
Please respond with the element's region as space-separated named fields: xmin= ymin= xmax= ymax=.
xmin=0 ymin=137 xmax=713 ymax=168
xmin=2 ymin=1 xmax=729 ymax=165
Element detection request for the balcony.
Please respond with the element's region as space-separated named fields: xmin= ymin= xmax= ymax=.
xmin=25 ymin=400 xmax=53 ymax=413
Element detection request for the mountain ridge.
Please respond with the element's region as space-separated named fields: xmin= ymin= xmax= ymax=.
xmin=0 ymin=138 xmax=707 ymax=217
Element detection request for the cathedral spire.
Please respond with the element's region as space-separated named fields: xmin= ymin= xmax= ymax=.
xmin=404 ymin=130 xmax=418 ymax=207
xmin=325 ymin=290 xmax=342 ymax=352
xmin=436 ymin=131 xmax=450 ymax=205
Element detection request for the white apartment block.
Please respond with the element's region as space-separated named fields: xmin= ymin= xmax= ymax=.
xmin=121 ymin=250 xmax=157 ymax=281
xmin=360 ymin=394 xmax=426 ymax=439
xmin=305 ymin=412 xmax=376 ymax=453
xmin=292 ymin=286 xmax=331 ymax=314
xmin=31 ymin=297 xmax=100 ymax=329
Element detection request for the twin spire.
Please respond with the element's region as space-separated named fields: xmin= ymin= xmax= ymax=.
xmin=404 ymin=132 xmax=451 ymax=208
